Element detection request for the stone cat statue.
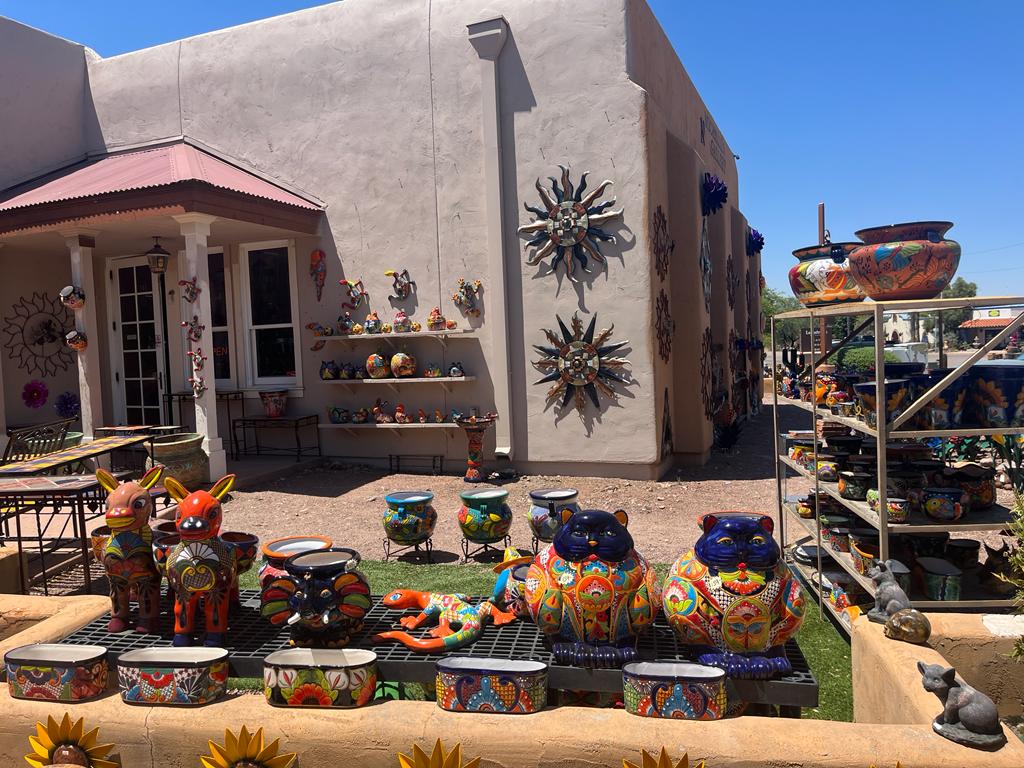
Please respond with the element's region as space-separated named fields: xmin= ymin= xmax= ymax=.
xmin=918 ymin=661 xmax=1006 ymax=749
xmin=867 ymin=560 xmax=913 ymax=623
xmin=662 ymin=513 xmax=804 ymax=679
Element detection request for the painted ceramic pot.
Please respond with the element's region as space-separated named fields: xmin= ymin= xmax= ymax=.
xmin=258 ymin=390 xmax=289 ymax=417
xmin=788 ymin=243 xmax=865 ymax=307
xmin=945 ymin=538 xmax=981 ymax=571
xmin=382 ymin=491 xmax=437 ymax=546
xmin=916 ymin=556 xmax=962 ymax=601
xmin=152 ymin=532 xmax=180 ymax=577
xmin=527 ymin=488 xmax=580 ymax=543
xmin=264 ymin=648 xmax=377 ymax=708
xmin=819 ymin=515 xmax=851 ymax=543
xmin=849 ymin=221 xmax=960 ymax=301
xmin=622 ymin=661 xmax=726 ymax=720
xmin=950 ymin=463 xmax=997 ymax=510
xmin=145 ymin=432 xmax=207 ymax=488
xmin=65 ymin=329 xmax=88 ymax=351
xmin=838 ymin=471 xmax=871 ymax=501
xmin=5 ymin=644 xmax=108 ymax=702
xmin=457 ymin=489 xmax=513 ymax=544
xmin=828 ymin=526 xmax=851 ymax=553
xmin=328 ymin=406 xmax=350 ymax=424
xmin=850 ymin=540 xmax=879 ymax=575
xmin=973 ymin=365 xmax=1024 ymax=427
xmin=59 ymin=285 xmax=86 ymax=310
xmin=435 ymin=657 xmax=547 ymax=714
xmin=921 ymin=487 xmax=969 ymax=522
xmin=853 ymin=379 xmax=909 ymax=428
xmin=365 ymin=353 xmax=390 ymax=379
xmin=90 ymin=525 xmax=110 ymax=564
xmin=260 ymin=548 xmax=372 ymax=647
xmin=816 ymin=459 xmax=840 ymax=482
xmin=884 ymin=498 xmax=910 ymax=524
xmin=258 ymin=535 xmax=333 ymax=589
xmin=390 ymin=352 xmax=417 ymax=378
xmin=220 ymin=531 xmax=259 ymax=576
xmin=117 ymin=647 xmax=228 ymax=706
xmin=910 ymin=532 xmax=950 ymax=560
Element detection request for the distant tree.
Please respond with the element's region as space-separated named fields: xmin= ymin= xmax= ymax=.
xmin=923 ymin=277 xmax=978 ymax=335
xmin=762 ymin=286 xmax=803 ymax=347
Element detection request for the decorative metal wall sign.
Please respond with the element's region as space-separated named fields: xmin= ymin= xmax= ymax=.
xmin=726 ymin=254 xmax=737 ymax=310
xmin=699 ymin=219 xmax=712 ymax=314
xmin=651 ymin=205 xmax=674 ymax=281
xmin=518 ymin=165 xmax=623 ymax=280
xmin=700 ymin=327 xmax=713 ymax=420
xmin=533 ymin=312 xmax=630 ymax=414
xmin=655 ymin=289 xmax=674 ymax=363
xmin=2 ymin=292 xmax=73 ymax=376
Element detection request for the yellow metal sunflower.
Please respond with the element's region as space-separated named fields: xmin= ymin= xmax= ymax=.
xmin=398 ymin=739 xmax=481 ymax=768
xmin=623 ymin=747 xmax=704 ymax=768
xmin=200 ymin=726 xmax=296 ymax=768
xmin=25 ymin=713 xmax=117 ymax=768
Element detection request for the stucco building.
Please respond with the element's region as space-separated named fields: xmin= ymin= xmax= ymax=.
xmin=0 ymin=0 xmax=762 ymax=480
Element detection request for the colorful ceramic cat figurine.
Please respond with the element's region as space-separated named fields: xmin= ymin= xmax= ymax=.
xmin=663 ymin=513 xmax=804 ymax=679
xmin=524 ymin=508 xmax=660 ymax=668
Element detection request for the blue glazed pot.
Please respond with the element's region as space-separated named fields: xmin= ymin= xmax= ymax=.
xmin=853 ymin=379 xmax=909 ymax=427
xmin=383 ymin=491 xmax=437 ymax=546
xmin=972 ymin=364 xmax=1024 ymax=428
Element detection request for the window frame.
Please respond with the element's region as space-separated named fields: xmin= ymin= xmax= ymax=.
xmin=205 ymin=248 xmax=237 ymax=390
xmin=238 ymin=239 xmax=302 ymax=390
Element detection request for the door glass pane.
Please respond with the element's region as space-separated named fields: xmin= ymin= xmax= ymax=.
xmin=255 ymin=328 xmax=296 ymax=378
xmin=137 ymin=293 xmax=154 ymax=322
xmin=209 ymin=252 xmax=228 ymax=328
xmin=139 ymin=322 xmax=155 ymax=350
xmin=135 ymin=265 xmax=152 ymax=293
xmin=122 ymin=323 xmax=138 ymax=351
xmin=118 ymin=267 xmax=134 ymax=295
xmin=120 ymin=296 xmax=137 ymax=322
xmin=125 ymin=380 xmax=142 ymax=407
xmin=212 ymin=330 xmax=230 ymax=380
xmin=142 ymin=379 xmax=158 ymax=405
xmin=248 ymin=247 xmax=291 ymax=325
xmin=144 ymin=407 xmax=162 ymax=426
xmin=124 ymin=352 xmax=140 ymax=378
xmin=127 ymin=407 xmax=144 ymax=424
xmin=140 ymin=351 xmax=157 ymax=378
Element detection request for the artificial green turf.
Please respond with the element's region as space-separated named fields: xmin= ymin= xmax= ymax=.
xmin=236 ymin=560 xmax=853 ymax=720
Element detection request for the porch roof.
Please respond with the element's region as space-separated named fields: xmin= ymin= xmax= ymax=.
xmin=0 ymin=142 xmax=323 ymax=236
xmin=959 ymin=317 xmax=1015 ymax=329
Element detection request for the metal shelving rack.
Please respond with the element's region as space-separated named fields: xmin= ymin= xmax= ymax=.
xmin=771 ymin=296 xmax=1024 ymax=622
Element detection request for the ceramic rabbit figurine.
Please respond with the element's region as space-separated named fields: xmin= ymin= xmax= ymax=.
xmin=918 ymin=661 xmax=1006 ymax=748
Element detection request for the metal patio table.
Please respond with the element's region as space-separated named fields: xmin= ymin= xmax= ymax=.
xmin=0 ymin=434 xmax=154 ymax=478
xmin=232 ymin=414 xmax=320 ymax=461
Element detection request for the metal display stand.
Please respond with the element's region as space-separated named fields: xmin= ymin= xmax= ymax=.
xmin=771 ymin=296 xmax=1024 ymax=630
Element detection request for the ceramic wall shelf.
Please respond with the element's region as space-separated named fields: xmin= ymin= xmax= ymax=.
xmin=117 ymin=647 xmax=228 ymax=706
xmin=622 ymin=661 xmax=727 ymax=720
xmin=436 ymin=657 xmax=547 ymax=714
xmin=5 ymin=643 xmax=108 ymax=702
xmin=264 ymin=648 xmax=377 ymax=708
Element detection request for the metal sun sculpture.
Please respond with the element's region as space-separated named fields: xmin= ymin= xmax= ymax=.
xmin=399 ymin=740 xmax=481 ymax=768
xmin=652 ymin=205 xmax=675 ymax=281
xmin=624 ymin=747 xmax=706 ymax=768
xmin=655 ymin=289 xmax=674 ymax=363
xmin=533 ymin=312 xmax=630 ymax=414
xmin=200 ymin=726 xmax=296 ymax=768
xmin=518 ymin=165 xmax=623 ymax=279
xmin=2 ymin=292 xmax=74 ymax=376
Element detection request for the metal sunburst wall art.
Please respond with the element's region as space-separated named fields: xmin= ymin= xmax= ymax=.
xmin=655 ymin=289 xmax=674 ymax=363
xmin=533 ymin=312 xmax=630 ymax=414
xmin=700 ymin=326 xmax=714 ymax=420
xmin=518 ymin=165 xmax=623 ymax=280
xmin=2 ymin=292 xmax=73 ymax=377
xmin=652 ymin=204 xmax=674 ymax=281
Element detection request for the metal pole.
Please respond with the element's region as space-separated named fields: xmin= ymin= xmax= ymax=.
xmin=810 ymin=311 xmax=822 ymax=619
xmin=159 ymin=273 xmax=173 ymax=424
xmin=873 ymin=305 xmax=889 ymax=563
xmin=772 ymin=317 xmax=784 ymax=553
xmin=937 ymin=311 xmax=946 ymax=369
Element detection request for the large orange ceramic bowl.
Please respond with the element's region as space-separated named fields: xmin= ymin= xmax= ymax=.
xmin=849 ymin=221 xmax=960 ymax=301
xmin=788 ymin=243 xmax=865 ymax=307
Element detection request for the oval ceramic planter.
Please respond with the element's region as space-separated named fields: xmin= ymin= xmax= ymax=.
xmin=117 ymin=647 xmax=228 ymax=706
xmin=382 ymin=491 xmax=437 ymax=546
xmin=622 ymin=661 xmax=726 ymax=720
xmin=264 ymin=648 xmax=377 ymax=708
xmin=788 ymin=243 xmax=865 ymax=307
xmin=457 ymin=489 xmax=513 ymax=544
xmin=849 ymin=221 xmax=960 ymax=301
xmin=145 ymin=432 xmax=208 ymax=487
xmin=435 ymin=657 xmax=547 ymax=714
xmin=258 ymin=535 xmax=333 ymax=589
xmin=526 ymin=488 xmax=580 ymax=543
xmin=5 ymin=643 xmax=108 ymax=702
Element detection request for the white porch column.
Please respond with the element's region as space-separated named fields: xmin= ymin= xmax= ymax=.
xmin=173 ymin=213 xmax=225 ymax=480
xmin=0 ymin=244 xmax=6 ymax=453
xmin=62 ymin=229 xmax=102 ymax=439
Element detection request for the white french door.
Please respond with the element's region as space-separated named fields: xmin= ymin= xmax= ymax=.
xmin=109 ymin=257 xmax=166 ymax=426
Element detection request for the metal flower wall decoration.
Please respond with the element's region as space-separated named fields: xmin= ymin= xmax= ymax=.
xmin=518 ymin=165 xmax=623 ymax=280
xmin=55 ymin=391 xmax=80 ymax=419
xmin=701 ymin=172 xmax=728 ymax=217
xmin=22 ymin=380 xmax=48 ymax=409
xmin=747 ymin=226 xmax=765 ymax=256
xmin=655 ymin=289 xmax=674 ymax=363
xmin=699 ymin=218 xmax=713 ymax=313
xmin=533 ymin=312 xmax=629 ymax=414
xmin=651 ymin=204 xmax=675 ymax=281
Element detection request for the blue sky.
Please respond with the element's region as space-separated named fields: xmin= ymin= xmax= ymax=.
xmin=4 ymin=1 xmax=1022 ymax=296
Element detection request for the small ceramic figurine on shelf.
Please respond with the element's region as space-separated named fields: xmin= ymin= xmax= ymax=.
xmin=391 ymin=351 xmax=416 ymax=378
xmin=394 ymin=404 xmax=413 ymax=424
xmin=418 ymin=408 xmax=427 ymax=423
xmin=96 ymin=466 xmax=164 ymax=633
xmin=423 ymin=363 xmax=443 ymax=378
xmin=340 ymin=278 xmax=368 ymax=310
xmin=411 ymin=321 xmax=422 ymax=332
xmin=867 ymin=561 xmax=915 ymax=623
xmin=433 ymin=409 xmax=445 ymax=423
xmin=352 ymin=407 xmax=370 ymax=423
xmin=451 ymin=409 xmax=464 ymax=422
xmin=366 ymin=352 xmax=390 ymax=379
xmin=339 ymin=362 xmax=356 ymax=380
xmin=354 ymin=365 xmax=367 ymax=379
xmin=392 ymin=309 xmax=412 ymax=333
xmin=427 ymin=306 xmax=447 ymax=331
xmin=337 ymin=312 xmax=355 ymax=335
xmin=381 ymin=323 xmax=393 ymax=334
xmin=164 ymin=475 xmax=237 ymax=647
xmin=452 ymin=278 xmax=483 ymax=317
xmin=328 ymin=406 xmax=351 ymax=424
xmin=364 ymin=311 xmax=383 ymax=334
xmin=319 ymin=360 xmax=340 ymax=380
xmin=918 ymin=661 xmax=1006 ymax=749
xmin=385 ymin=268 xmax=416 ymax=301
xmin=525 ymin=508 xmax=660 ymax=668
xmin=447 ymin=362 xmax=465 ymax=378
xmin=373 ymin=398 xmax=395 ymax=423
xmin=351 ymin=323 xmax=365 ymax=335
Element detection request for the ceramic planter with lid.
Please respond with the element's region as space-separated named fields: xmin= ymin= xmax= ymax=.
xmin=622 ymin=661 xmax=727 ymax=720
xmin=457 ymin=489 xmax=513 ymax=544
xmin=788 ymin=243 xmax=865 ymax=307
xmin=117 ymin=647 xmax=228 ymax=706
xmin=5 ymin=644 xmax=108 ymax=702
xmin=436 ymin=657 xmax=547 ymax=714
xmin=264 ymin=648 xmax=378 ymax=708
xmin=527 ymin=488 xmax=580 ymax=543
xmin=849 ymin=221 xmax=961 ymax=301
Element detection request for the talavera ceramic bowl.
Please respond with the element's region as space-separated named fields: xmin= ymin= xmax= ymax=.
xmin=117 ymin=647 xmax=228 ymax=706
xmin=622 ymin=661 xmax=727 ymax=720
xmin=264 ymin=648 xmax=378 ymax=708
xmin=436 ymin=657 xmax=547 ymax=714
xmin=5 ymin=643 xmax=108 ymax=702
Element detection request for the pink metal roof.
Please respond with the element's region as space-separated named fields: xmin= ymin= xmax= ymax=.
xmin=0 ymin=142 xmax=320 ymax=212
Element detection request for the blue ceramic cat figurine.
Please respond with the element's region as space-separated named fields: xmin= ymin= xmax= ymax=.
xmin=663 ymin=513 xmax=804 ymax=679
xmin=524 ymin=508 xmax=660 ymax=668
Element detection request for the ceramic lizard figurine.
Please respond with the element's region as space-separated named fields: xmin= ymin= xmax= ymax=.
xmin=372 ymin=589 xmax=516 ymax=652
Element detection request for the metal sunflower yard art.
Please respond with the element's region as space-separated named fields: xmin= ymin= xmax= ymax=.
xmin=399 ymin=739 xmax=481 ymax=768
xmin=533 ymin=312 xmax=630 ymax=414
xmin=25 ymin=713 xmax=117 ymax=768
xmin=200 ymin=726 xmax=296 ymax=768
xmin=623 ymin=747 xmax=705 ymax=768
xmin=518 ymin=165 xmax=623 ymax=279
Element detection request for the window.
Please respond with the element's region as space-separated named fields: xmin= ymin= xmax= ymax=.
xmin=208 ymin=251 xmax=233 ymax=384
xmin=239 ymin=241 xmax=300 ymax=387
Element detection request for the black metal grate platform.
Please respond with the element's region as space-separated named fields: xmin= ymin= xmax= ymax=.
xmin=60 ymin=590 xmax=818 ymax=707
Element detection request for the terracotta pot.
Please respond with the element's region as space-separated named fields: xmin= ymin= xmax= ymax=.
xmin=849 ymin=221 xmax=960 ymax=300
xmin=146 ymin=432 xmax=208 ymax=487
xmin=258 ymin=390 xmax=289 ymax=417
xmin=788 ymin=243 xmax=865 ymax=307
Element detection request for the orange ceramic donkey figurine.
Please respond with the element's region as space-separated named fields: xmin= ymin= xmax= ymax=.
xmin=96 ymin=466 xmax=164 ymax=633
xmin=164 ymin=474 xmax=236 ymax=647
